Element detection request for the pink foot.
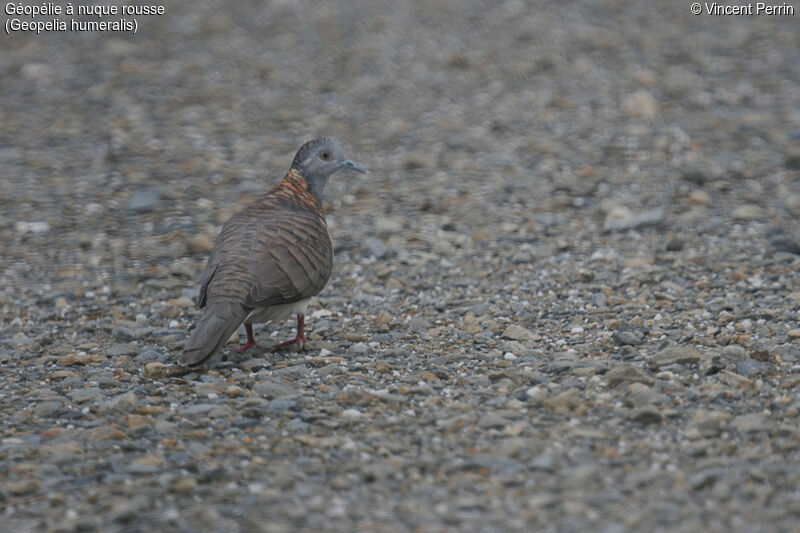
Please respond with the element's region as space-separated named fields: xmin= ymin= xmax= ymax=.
xmin=234 ymin=340 xmax=262 ymax=352
xmin=269 ymin=313 xmax=308 ymax=352
xmin=234 ymin=322 xmax=261 ymax=352
xmin=269 ymin=334 xmax=307 ymax=352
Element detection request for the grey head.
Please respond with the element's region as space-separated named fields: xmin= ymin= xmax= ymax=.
xmin=290 ymin=137 xmax=365 ymax=198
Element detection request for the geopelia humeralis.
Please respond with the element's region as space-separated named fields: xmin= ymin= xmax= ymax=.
xmin=179 ymin=138 xmax=365 ymax=367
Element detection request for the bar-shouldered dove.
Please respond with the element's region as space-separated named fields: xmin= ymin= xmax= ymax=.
xmin=179 ymin=138 xmax=364 ymax=367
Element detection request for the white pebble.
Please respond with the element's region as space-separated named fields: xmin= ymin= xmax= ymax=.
xmin=341 ymin=408 xmax=362 ymax=419
xmin=15 ymin=221 xmax=50 ymax=234
xmin=504 ymin=352 xmax=517 ymax=360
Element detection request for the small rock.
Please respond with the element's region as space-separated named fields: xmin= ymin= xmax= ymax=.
xmin=700 ymin=351 xmax=725 ymax=375
xmin=613 ymin=328 xmax=643 ymax=346
xmin=736 ymin=358 xmax=765 ymax=377
xmin=112 ymin=327 xmax=136 ymax=342
xmin=15 ymin=221 xmax=51 ymax=235
xmin=648 ymin=346 xmax=701 ymax=369
xmin=666 ymin=237 xmax=684 ymax=251
xmin=170 ymin=477 xmax=198 ymax=494
xmin=180 ymin=404 xmax=216 ymax=416
xmin=7 ymin=479 xmax=42 ymax=496
xmin=544 ymin=388 xmax=581 ymax=413
xmin=734 ymin=413 xmax=771 ymax=433
xmin=688 ymin=468 xmax=723 ymax=490
xmin=134 ymin=348 xmax=166 ymax=363
xmin=503 ymin=325 xmax=538 ymax=341
xmin=406 ymin=317 xmax=429 ymax=333
xmin=143 ymin=362 xmax=167 ymax=378
xmin=128 ymin=188 xmax=160 ymax=213
xmin=267 ymin=397 xmax=296 ymax=414
xmin=362 ymin=236 xmax=388 ymax=259
xmin=101 ymin=391 xmax=137 ymax=413
xmin=731 ymin=204 xmax=765 ymax=221
xmin=627 ymin=406 xmax=663 ymax=424
xmin=606 ymin=364 xmax=655 ymax=388
xmin=341 ymin=408 xmax=362 ymax=419
xmin=107 ymin=343 xmax=139 ymax=357
xmin=623 ymin=89 xmax=659 ymax=119
xmin=188 ymin=233 xmax=215 ymax=254
xmin=253 ymin=381 xmax=293 ymax=399
xmin=603 ymin=205 xmax=635 ymax=232
xmin=688 ymin=189 xmax=710 ymax=205
xmin=685 ymin=410 xmax=731 ymax=440
xmin=68 ymin=387 xmax=104 ymax=404
xmin=718 ymin=370 xmax=753 ymax=388
xmin=350 ymin=342 xmax=370 ymax=354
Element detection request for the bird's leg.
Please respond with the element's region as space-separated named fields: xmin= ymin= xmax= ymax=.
xmin=234 ymin=322 xmax=262 ymax=352
xmin=270 ymin=313 xmax=308 ymax=351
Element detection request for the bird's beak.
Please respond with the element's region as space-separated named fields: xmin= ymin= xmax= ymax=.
xmin=338 ymin=159 xmax=366 ymax=174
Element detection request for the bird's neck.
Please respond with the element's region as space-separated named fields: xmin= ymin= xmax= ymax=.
xmin=271 ymin=168 xmax=325 ymax=212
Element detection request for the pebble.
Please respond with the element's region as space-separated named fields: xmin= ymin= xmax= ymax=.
xmin=68 ymin=387 xmax=104 ymax=404
xmin=14 ymin=221 xmax=51 ymax=235
xmin=648 ymin=346 xmax=701 ymax=369
xmin=362 ymin=236 xmax=388 ymax=259
xmin=627 ymin=406 xmax=663 ymax=424
xmin=613 ymin=328 xmax=643 ymax=346
xmin=623 ymin=89 xmax=659 ymax=119
xmin=143 ymin=362 xmax=168 ymax=378
xmin=127 ymin=188 xmax=160 ymax=213
xmin=606 ymin=364 xmax=656 ymax=388
xmin=502 ymin=325 xmax=539 ymax=341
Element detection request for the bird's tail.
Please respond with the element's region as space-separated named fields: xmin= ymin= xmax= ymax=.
xmin=179 ymin=303 xmax=248 ymax=366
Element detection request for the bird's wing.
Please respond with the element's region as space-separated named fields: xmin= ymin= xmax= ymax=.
xmin=243 ymin=209 xmax=333 ymax=308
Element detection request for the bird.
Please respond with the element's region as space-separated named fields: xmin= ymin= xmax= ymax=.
xmin=179 ymin=138 xmax=365 ymax=367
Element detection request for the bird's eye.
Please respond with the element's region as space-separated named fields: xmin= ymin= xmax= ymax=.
xmin=320 ymin=151 xmax=330 ymax=161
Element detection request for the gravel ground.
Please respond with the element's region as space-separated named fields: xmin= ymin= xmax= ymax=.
xmin=2 ymin=1 xmax=800 ymax=532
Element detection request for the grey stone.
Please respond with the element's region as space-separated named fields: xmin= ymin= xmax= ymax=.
xmin=112 ymin=328 xmax=136 ymax=343
xmin=503 ymin=325 xmax=538 ymax=341
xmin=362 ymin=236 xmax=388 ymax=259
xmin=135 ymin=348 xmax=166 ymax=363
xmin=736 ymin=358 xmax=765 ymax=377
xmin=406 ymin=317 xmax=429 ymax=333
xmin=253 ymin=381 xmax=294 ymax=399
xmin=100 ymin=391 xmax=137 ymax=413
xmin=606 ymin=365 xmax=655 ymax=388
xmin=68 ymin=387 xmax=105 ymax=404
xmin=34 ymin=401 xmax=63 ymax=417
xmin=648 ymin=346 xmax=701 ymax=369
xmin=350 ymin=342 xmax=370 ymax=354
xmin=179 ymin=403 xmax=216 ymax=416
xmin=107 ymin=342 xmax=140 ymax=357
xmin=128 ymin=188 xmax=160 ymax=213
xmin=267 ymin=397 xmax=297 ymax=414
xmin=627 ymin=406 xmax=663 ymax=424
xmin=613 ymin=328 xmax=643 ymax=346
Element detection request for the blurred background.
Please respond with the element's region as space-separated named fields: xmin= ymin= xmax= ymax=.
xmin=2 ymin=1 xmax=798 ymax=283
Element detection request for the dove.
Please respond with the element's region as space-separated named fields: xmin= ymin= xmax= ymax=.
xmin=179 ymin=138 xmax=364 ymax=366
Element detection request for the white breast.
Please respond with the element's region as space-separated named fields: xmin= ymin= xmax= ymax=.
xmin=245 ymin=298 xmax=310 ymax=324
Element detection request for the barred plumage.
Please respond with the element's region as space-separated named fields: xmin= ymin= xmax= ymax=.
xmin=179 ymin=138 xmax=364 ymax=367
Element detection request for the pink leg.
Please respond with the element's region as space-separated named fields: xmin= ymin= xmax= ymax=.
xmin=270 ymin=313 xmax=308 ymax=351
xmin=234 ymin=322 xmax=262 ymax=352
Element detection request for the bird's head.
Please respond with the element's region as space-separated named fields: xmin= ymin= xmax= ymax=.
xmin=291 ymin=137 xmax=365 ymax=197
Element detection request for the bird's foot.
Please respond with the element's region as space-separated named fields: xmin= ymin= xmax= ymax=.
xmin=270 ymin=334 xmax=307 ymax=352
xmin=234 ymin=340 xmax=262 ymax=353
